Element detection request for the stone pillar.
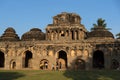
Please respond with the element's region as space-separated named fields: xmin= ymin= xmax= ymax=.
xmin=51 ymin=31 xmax=54 ymax=40
xmin=81 ymin=31 xmax=85 ymax=39
xmin=74 ymin=30 xmax=77 ymax=40
xmin=58 ymin=30 xmax=61 ymax=40
xmin=71 ymin=30 xmax=73 ymax=40
xmin=54 ymin=31 xmax=57 ymax=40
xmin=56 ymin=31 xmax=58 ymax=40
xmin=49 ymin=31 xmax=51 ymax=40
xmin=89 ymin=49 xmax=93 ymax=70
xmin=46 ymin=31 xmax=48 ymax=40
xmin=65 ymin=30 xmax=69 ymax=37
xmin=16 ymin=56 xmax=23 ymax=69
xmin=4 ymin=56 xmax=9 ymax=70
xmin=85 ymin=49 xmax=92 ymax=70
xmin=78 ymin=30 xmax=80 ymax=40
xmin=79 ymin=31 xmax=84 ymax=40
xmin=69 ymin=30 xmax=72 ymax=40
xmin=57 ymin=30 xmax=60 ymax=40
xmin=104 ymin=51 xmax=111 ymax=70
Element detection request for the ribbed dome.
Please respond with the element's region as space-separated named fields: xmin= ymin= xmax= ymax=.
xmin=88 ymin=27 xmax=114 ymax=39
xmin=0 ymin=27 xmax=20 ymax=41
xmin=21 ymin=28 xmax=45 ymax=41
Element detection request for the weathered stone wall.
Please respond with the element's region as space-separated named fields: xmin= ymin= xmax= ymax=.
xmin=0 ymin=12 xmax=120 ymax=70
xmin=0 ymin=39 xmax=119 ymax=70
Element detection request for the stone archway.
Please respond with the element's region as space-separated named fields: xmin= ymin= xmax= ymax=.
xmin=75 ymin=59 xmax=85 ymax=70
xmin=111 ymin=59 xmax=119 ymax=69
xmin=24 ymin=51 xmax=33 ymax=68
xmin=10 ymin=60 xmax=16 ymax=69
xmin=40 ymin=59 xmax=49 ymax=70
xmin=57 ymin=50 xmax=67 ymax=69
xmin=93 ymin=50 xmax=104 ymax=69
xmin=0 ymin=51 xmax=5 ymax=68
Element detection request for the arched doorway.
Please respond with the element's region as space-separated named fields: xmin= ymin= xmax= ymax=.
xmin=57 ymin=50 xmax=67 ymax=69
xmin=24 ymin=51 xmax=32 ymax=68
xmin=111 ymin=59 xmax=119 ymax=69
xmin=93 ymin=50 xmax=104 ymax=69
xmin=10 ymin=60 xmax=16 ymax=69
xmin=0 ymin=51 xmax=5 ymax=68
xmin=40 ymin=59 xmax=49 ymax=70
xmin=12 ymin=62 xmax=16 ymax=69
xmin=75 ymin=59 xmax=85 ymax=70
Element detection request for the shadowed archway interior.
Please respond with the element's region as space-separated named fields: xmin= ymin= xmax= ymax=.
xmin=0 ymin=51 xmax=5 ymax=68
xmin=75 ymin=59 xmax=85 ymax=70
xmin=111 ymin=59 xmax=119 ymax=69
xmin=25 ymin=51 xmax=32 ymax=68
xmin=58 ymin=50 xmax=67 ymax=69
xmin=93 ymin=50 xmax=104 ymax=69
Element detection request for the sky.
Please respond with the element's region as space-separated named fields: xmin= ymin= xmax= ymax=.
xmin=0 ymin=0 xmax=120 ymax=38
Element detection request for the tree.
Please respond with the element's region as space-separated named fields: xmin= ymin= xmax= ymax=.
xmin=91 ymin=18 xmax=111 ymax=31
xmin=116 ymin=33 xmax=120 ymax=39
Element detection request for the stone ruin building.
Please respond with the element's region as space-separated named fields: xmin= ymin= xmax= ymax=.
xmin=0 ymin=12 xmax=120 ymax=70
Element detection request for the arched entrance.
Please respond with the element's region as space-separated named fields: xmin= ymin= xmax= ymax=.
xmin=93 ymin=50 xmax=104 ymax=69
xmin=57 ymin=50 xmax=67 ymax=69
xmin=24 ymin=51 xmax=32 ymax=68
xmin=75 ymin=59 xmax=85 ymax=70
xmin=10 ymin=60 xmax=16 ymax=69
xmin=111 ymin=59 xmax=119 ymax=69
xmin=0 ymin=51 xmax=5 ymax=68
xmin=40 ymin=59 xmax=49 ymax=70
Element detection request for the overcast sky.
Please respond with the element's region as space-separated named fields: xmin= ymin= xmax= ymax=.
xmin=0 ymin=0 xmax=120 ymax=37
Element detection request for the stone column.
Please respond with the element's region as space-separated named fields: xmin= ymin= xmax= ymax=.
xmin=104 ymin=51 xmax=111 ymax=70
xmin=74 ymin=30 xmax=77 ymax=40
xmin=81 ymin=31 xmax=85 ymax=39
xmin=58 ymin=30 xmax=61 ymax=40
xmin=54 ymin=31 xmax=57 ymax=40
xmin=51 ymin=31 xmax=54 ymax=40
xmin=79 ymin=31 xmax=84 ymax=40
xmin=69 ymin=30 xmax=72 ymax=40
xmin=57 ymin=30 xmax=60 ymax=40
xmin=47 ymin=31 xmax=48 ymax=40
xmin=78 ymin=30 xmax=80 ymax=40
xmin=70 ymin=30 xmax=73 ymax=40
xmin=49 ymin=31 xmax=51 ymax=40
xmin=47 ymin=31 xmax=50 ymax=40
xmin=56 ymin=31 xmax=58 ymax=40
xmin=65 ymin=30 xmax=69 ymax=37
xmin=4 ymin=56 xmax=9 ymax=70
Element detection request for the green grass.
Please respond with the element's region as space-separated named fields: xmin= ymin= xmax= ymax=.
xmin=0 ymin=70 xmax=120 ymax=80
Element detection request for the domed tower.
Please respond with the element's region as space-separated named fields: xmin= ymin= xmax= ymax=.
xmin=88 ymin=18 xmax=114 ymax=40
xmin=88 ymin=26 xmax=114 ymax=40
xmin=0 ymin=27 xmax=20 ymax=41
xmin=46 ymin=12 xmax=87 ymax=41
xmin=21 ymin=28 xmax=45 ymax=41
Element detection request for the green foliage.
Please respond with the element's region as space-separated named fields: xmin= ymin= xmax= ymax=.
xmin=97 ymin=18 xmax=106 ymax=27
xmin=91 ymin=18 xmax=111 ymax=31
xmin=116 ymin=33 xmax=120 ymax=38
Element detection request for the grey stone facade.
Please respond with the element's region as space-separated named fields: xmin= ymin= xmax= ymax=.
xmin=0 ymin=12 xmax=120 ymax=70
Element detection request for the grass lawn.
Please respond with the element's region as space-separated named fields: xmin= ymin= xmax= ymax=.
xmin=0 ymin=70 xmax=120 ymax=80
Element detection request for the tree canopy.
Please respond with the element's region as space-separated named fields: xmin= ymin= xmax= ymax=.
xmin=116 ymin=33 xmax=120 ymax=39
xmin=91 ymin=18 xmax=111 ymax=31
